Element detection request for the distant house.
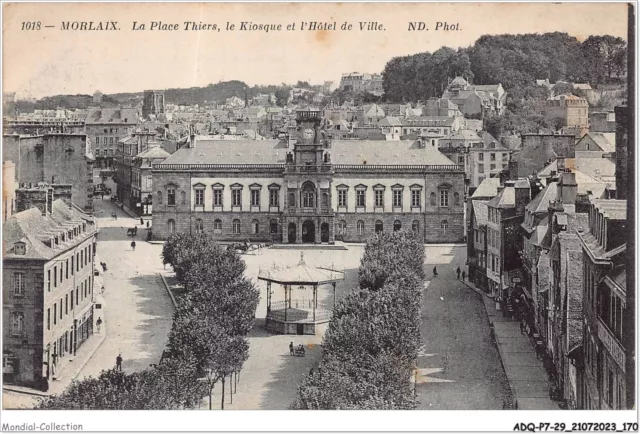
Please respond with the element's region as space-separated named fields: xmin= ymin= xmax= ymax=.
xmin=378 ymin=116 xmax=404 ymax=141
xmin=441 ymin=76 xmax=506 ymax=119
xmin=574 ymin=132 xmax=616 ymax=159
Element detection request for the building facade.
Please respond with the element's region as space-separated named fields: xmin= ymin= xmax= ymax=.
xmin=2 ymin=133 xmax=95 ymax=212
xmin=151 ymin=110 xmax=465 ymax=244
xmin=114 ymin=130 xmax=158 ymax=214
xmin=576 ymin=199 xmax=628 ymax=409
xmin=85 ymin=108 xmax=138 ymax=169
xmin=142 ymin=90 xmax=165 ymax=119
xmin=3 ymin=187 xmax=97 ymax=388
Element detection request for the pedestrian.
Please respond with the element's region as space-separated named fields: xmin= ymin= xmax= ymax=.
xmin=51 ymin=354 xmax=58 ymax=380
xmin=140 ymin=217 xmax=143 ymax=225
xmin=289 ymin=342 xmax=294 ymax=356
xmin=101 ymin=262 xmax=106 ymax=272
xmin=433 ymin=266 xmax=438 ymax=277
xmin=146 ymin=221 xmax=150 ymax=229
xmin=96 ymin=317 xmax=103 ymax=333
xmin=101 ymin=193 xmax=104 ymax=201
xmin=116 ymin=354 xmax=123 ymax=371
xmin=101 ymin=285 xmax=105 ymax=294
xmin=456 ymin=266 xmax=461 ymax=279
xmin=462 ymin=270 xmax=466 ymax=281
xmin=519 ymin=320 xmax=526 ymax=335
xmin=131 ymin=241 xmax=136 ymax=251
xmin=115 ymin=213 xmax=118 ymax=220
xmin=309 ymin=368 xmax=314 ymax=376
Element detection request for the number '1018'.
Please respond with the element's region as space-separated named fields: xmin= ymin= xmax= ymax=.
xmin=22 ymin=22 xmax=41 ymax=30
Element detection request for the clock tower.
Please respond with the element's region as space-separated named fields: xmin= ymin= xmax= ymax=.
xmin=282 ymin=109 xmax=335 ymax=244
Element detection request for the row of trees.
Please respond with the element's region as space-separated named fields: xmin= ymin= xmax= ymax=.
xmin=382 ymin=33 xmax=627 ymax=103
xmin=162 ymin=233 xmax=260 ymax=409
xmin=291 ymin=231 xmax=424 ymax=409
xmin=37 ymin=233 xmax=258 ymax=409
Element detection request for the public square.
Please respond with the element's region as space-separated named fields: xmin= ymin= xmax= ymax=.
xmin=4 ymin=196 xmax=511 ymax=410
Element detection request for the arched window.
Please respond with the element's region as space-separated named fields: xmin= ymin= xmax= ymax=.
xmin=454 ymin=192 xmax=460 ymax=206
xmin=233 ymin=219 xmax=241 ymax=234
xmin=430 ymin=192 xmax=436 ymax=206
xmin=252 ymin=219 xmax=260 ymax=235
xmin=412 ymin=220 xmax=420 ymax=232
xmin=357 ymin=220 xmax=365 ymax=235
xmin=168 ymin=219 xmax=176 ymax=234
xmin=338 ymin=220 xmax=347 ymax=235
xmin=214 ymin=219 xmax=222 ymax=234
xmin=322 ymin=192 xmax=329 ymax=208
xmin=288 ymin=192 xmax=296 ymax=208
xmin=157 ymin=191 xmax=163 ymax=205
xmin=195 ymin=219 xmax=204 ymax=234
xmin=441 ymin=220 xmax=448 ymax=234
xmin=375 ymin=220 xmax=383 ymax=234
xmin=301 ymin=181 xmax=316 ymax=208
xmin=394 ymin=220 xmax=402 ymax=231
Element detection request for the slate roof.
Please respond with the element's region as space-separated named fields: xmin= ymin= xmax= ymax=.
xmin=331 ymin=140 xmax=457 ymax=166
xmin=487 ymin=187 xmax=515 ymax=208
xmin=472 ymin=178 xmax=501 ymax=198
xmin=136 ymin=146 xmax=171 ymax=160
xmin=4 ymin=200 xmax=96 ymax=260
xmin=158 ymin=138 xmax=289 ymax=165
xmin=587 ymin=132 xmax=616 ymax=153
xmin=86 ymin=108 xmax=138 ymax=124
xmin=379 ymin=116 xmax=404 ymax=127
xmin=526 ymin=182 xmax=558 ymax=214
xmin=258 ymin=256 xmax=344 ymax=285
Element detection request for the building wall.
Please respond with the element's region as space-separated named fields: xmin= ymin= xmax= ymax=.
xmin=614 ymin=106 xmax=628 ymax=200
xmin=3 ymin=161 xmax=16 ymax=222
xmin=3 ymin=260 xmax=45 ymax=386
xmin=516 ymin=135 xmax=576 ymax=178
xmin=152 ymin=169 xmax=465 ymax=243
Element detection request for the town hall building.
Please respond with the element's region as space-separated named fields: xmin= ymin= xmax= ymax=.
xmin=151 ymin=110 xmax=465 ymax=244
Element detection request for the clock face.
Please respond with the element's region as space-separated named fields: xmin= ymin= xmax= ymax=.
xmin=302 ymin=128 xmax=315 ymax=140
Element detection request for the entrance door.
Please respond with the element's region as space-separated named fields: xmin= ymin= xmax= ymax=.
xmin=297 ymin=324 xmax=304 ymax=335
xmin=302 ymin=220 xmax=315 ymax=243
xmin=288 ymin=223 xmax=297 ymax=243
xmin=321 ymin=222 xmax=329 ymax=243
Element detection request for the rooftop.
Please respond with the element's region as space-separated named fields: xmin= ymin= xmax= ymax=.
xmin=472 ymin=178 xmax=501 ymax=198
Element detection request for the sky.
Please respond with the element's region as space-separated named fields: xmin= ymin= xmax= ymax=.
xmin=2 ymin=2 xmax=629 ymax=99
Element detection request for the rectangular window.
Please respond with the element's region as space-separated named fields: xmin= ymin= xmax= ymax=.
xmin=76 ymin=253 xmax=80 ymax=271
xmin=375 ymin=190 xmax=384 ymax=208
xmin=232 ymin=190 xmax=241 ymax=207
xmin=13 ymin=272 xmax=25 ymax=296
xmin=54 ymin=266 xmax=57 ymax=287
xmin=458 ymin=156 xmax=464 ymax=164
xmin=393 ymin=190 xmax=402 ymax=207
xmin=195 ymin=189 xmax=204 ymax=206
xmin=47 ymin=308 xmax=51 ymax=330
xmin=478 ymin=153 xmax=484 ymax=161
xmin=338 ymin=190 xmax=347 ymax=207
xmin=251 ymin=190 xmax=260 ymax=207
xmin=490 ymin=153 xmax=496 ymax=161
xmin=76 ymin=287 xmax=79 ymax=305
xmin=269 ymin=189 xmax=279 ymax=207
xmin=440 ymin=190 xmax=449 ymax=207
xmin=411 ymin=190 xmax=421 ymax=208
xmin=479 ymin=164 xmax=485 ymax=173
xmin=65 ymin=294 xmax=68 ymax=315
xmin=356 ymin=190 xmax=365 ymax=207
xmin=81 ymin=250 xmax=84 ymax=268
xmin=11 ymin=312 xmax=25 ymax=337
xmin=48 ymin=270 xmax=51 ymax=291
xmin=54 ymin=303 xmax=57 ymax=325
xmin=66 ymin=259 xmax=69 ymax=279
xmin=70 ymin=290 xmax=74 ymax=310
xmin=214 ymin=189 xmax=223 ymax=207
xmin=167 ymin=188 xmax=176 ymax=206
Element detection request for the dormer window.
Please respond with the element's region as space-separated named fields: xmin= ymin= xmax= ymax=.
xmin=54 ymin=236 xmax=59 ymax=246
xmin=14 ymin=242 xmax=26 ymax=256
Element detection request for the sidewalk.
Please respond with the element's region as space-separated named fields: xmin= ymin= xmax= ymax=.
xmin=462 ymin=280 xmax=560 ymax=410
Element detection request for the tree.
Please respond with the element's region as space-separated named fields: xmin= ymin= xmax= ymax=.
xmin=581 ymin=35 xmax=627 ymax=84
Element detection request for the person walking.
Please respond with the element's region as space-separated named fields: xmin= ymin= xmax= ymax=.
xmin=519 ymin=320 xmax=526 ymax=335
xmin=131 ymin=241 xmax=136 ymax=251
xmin=96 ymin=317 xmax=103 ymax=333
xmin=456 ymin=266 xmax=461 ymax=279
xmin=146 ymin=221 xmax=150 ymax=229
xmin=116 ymin=354 xmax=123 ymax=371
xmin=289 ymin=342 xmax=294 ymax=356
xmin=461 ymin=270 xmax=466 ymax=281
xmin=140 ymin=217 xmax=144 ymax=225
xmin=433 ymin=266 xmax=438 ymax=277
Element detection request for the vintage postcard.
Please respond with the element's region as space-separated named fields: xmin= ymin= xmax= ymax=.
xmin=1 ymin=1 xmax=636 ymax=432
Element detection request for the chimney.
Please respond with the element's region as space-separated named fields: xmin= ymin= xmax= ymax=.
xmin=557 ymin=171 xmax=578 ymax=205
xmin=514 ymin=179 xmax=530 ymax=216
